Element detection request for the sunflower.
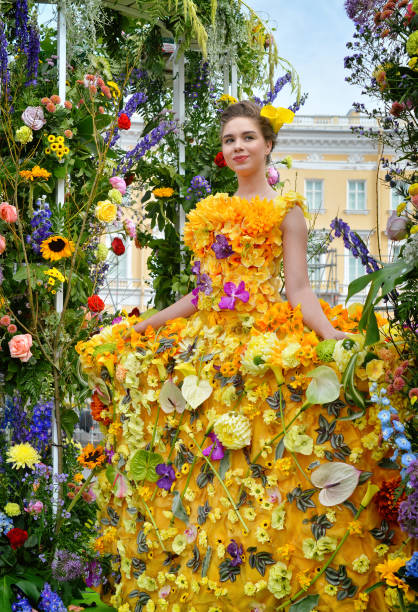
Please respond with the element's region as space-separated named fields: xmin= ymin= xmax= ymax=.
xmin=77 ymin=443 xmax=106 ymax=469
xmin=40 ymin=235 xmax=75 ymax=261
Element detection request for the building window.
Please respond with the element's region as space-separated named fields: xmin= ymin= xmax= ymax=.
xmin=305 ymin=180 xmax=324 ymax=212
xmin=391 ymin=183 xmax=407 ymax=211
xmin=347 ymin=180 xmax=366 ymax=211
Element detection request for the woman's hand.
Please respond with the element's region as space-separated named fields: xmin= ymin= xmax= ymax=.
xmin=321 ymin=329 xmax=347 ymax=341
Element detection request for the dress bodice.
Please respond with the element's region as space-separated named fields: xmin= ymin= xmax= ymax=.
xmin=183 ymin=191 xmax=308 ymax=314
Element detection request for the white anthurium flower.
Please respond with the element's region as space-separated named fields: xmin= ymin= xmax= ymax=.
xmin=181 ymin=375 xmax=213 ymax=410
xmin=305 ymin=365 xmax=341 ymax=405
xmin=311 ymin=462 xmax=361 ymax=506
xmin=158 ymin=380 xmax=186 ymax=414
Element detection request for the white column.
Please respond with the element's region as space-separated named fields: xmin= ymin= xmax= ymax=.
xmin=231 ymin=62 xmax=238 ymax=99
xmin=172 ymin=47 xmax=186 ymax=238
xmin=52 ymin=0 xmax=67 ymax=515
xmin=223 ymin=60 xmax=229 ymax=95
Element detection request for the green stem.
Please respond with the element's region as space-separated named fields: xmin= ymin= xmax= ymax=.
xmin=277 ymin=504 xmax=366 ymax=610
xmin=397 ymin=589 xmax=407 ymax=612
xmin=192 ymin=436 xmax=248 ymax=533
xmin=142 ymin=497 xmax=166 ymax=551
xmin=56 ymin=470 xmax=95 ymax=535
xmin=181 ymin=456 xmax=198 ymax=501
xmin=150 ymin=404 xmax=161 ymax=451
xmin=279 ymin=394 xmax=312 ymax=487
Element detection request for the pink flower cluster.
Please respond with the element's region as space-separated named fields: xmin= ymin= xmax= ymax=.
xmin=386 ymin=359 xmax=410 ymax=395
xmin=0 ymin=315 xmax=17 ymax=334
xmin=76 ymin=74 xmax=112 ymax=99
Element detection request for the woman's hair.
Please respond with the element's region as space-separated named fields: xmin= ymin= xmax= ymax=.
xmin=220 ymin=100 xmax=277 ymax=163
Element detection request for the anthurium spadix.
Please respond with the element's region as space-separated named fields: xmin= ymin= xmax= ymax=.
xmin=181 ymin=375 xmax=213 ymax=410
xmin=304 ymin=365 xmax=341 ymax=408
xmin=159 ymin=381 xmax=186 ymax=414
xmin=311 ymin=462 xmax=361 ymax=506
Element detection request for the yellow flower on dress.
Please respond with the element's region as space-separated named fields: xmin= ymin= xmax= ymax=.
xmin=365 ymin=359 xmax=385 ymax=381
xmin=6 ymin=443 xmax=41 ymax=469
xmin=376 ymin=557 xmax=407 ymax=582
xmin=267 ymin=561 xmax=292 ymax=600
xmin=352 ymin=554 xmax=370 ymax=574
xmin=241 ymin=333 xmax=280 ymax=375
xmin=213 ymin=412 xmax=251 ymax=449
xmin=260 ymin=105 xmax=295 ymax=133
xmin=283 ymin=425 xmax=313 ymax=455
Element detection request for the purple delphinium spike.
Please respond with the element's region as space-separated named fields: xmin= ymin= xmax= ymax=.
xmin=330 ymin=217 xmax=380 ymax=273
xmin=219 ymin=281 xmax=250 ymax=310
xmin=0 ymin=21 xmax=9 ymax=89
xmin=211 ymin=234 xmax=234 ymax=259
xmin=116 ymin=120 xmax=177 ymax=173
xmin=15 ymin=0 xmax=29 ymax=52
xmin=25 ymin=21 xmax=40 ymax=86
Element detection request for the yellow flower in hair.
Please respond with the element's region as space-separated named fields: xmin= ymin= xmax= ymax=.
xmin=260 ymin=105 xmax=295 ymax=133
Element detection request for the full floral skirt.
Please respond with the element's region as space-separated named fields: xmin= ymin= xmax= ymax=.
xmin=77 ymin=300 xmax=413 ymax=612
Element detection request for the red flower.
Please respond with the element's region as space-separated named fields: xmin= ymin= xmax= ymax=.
xmin=6 ymin=528 xmax=28 ymax=550
xmin=214 ymin=152 xmax=227 ymax=168
xmin=87 ymin=295 xmax=105 ymax=313
xmin=118 ymin=113 xmax=131 ymax=130
xmin=111 ymin=237 xmax=125 ymax=256
xmin=128 ymin=307 xmax=140 ymax=317
xmin=375 ymin=477 xmax=405 ymax=523
xmin=125 ymin=173 xmax=135 ymax=186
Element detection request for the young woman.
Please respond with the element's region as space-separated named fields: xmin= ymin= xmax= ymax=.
xmin=83 ymin=101 xmax=404 ymax=611
xmin=131 ymin=101 xmax=346 ymax=340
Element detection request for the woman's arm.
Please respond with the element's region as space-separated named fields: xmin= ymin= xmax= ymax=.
xmin=281 ymin=206 xmax=346 ymax=340
xmin=132 ymin=292 xmax=197 ymax=333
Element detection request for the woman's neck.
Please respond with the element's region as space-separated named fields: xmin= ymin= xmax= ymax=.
xmin=234 ymin=169 xmax=277 ymax=201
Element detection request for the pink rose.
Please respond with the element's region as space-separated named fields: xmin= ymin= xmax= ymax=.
xmin=411 ymin=195 xmax=418 ymax=209
xmin=21 ymin=106 xmax=46 ymax=130
xmin=267 ymin=165 xmax=280 ymax=186
xmin=9 ymin=333 xmax=33 ymax=362
xmin=0 ymin=202 xmax=18 ymax=223
xmin=109 ymin=176 xmax=127 ymax=195
xmin=0 ymin=234 xmax=5 ymax=254
xmin=386 ymin=211 xmax=408 ymax=241
xmin=24 ymin=500 xmax=43 ymax=514
xmin=0 ymin=315 xmax=11 ymax=326
xmin=7 ymin=324 xmax=17 ymax=334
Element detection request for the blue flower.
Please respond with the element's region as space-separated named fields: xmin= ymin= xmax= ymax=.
xmin=395 ymin=436 xmax=412 ymax=452
xmin=382 ymin=427 xmax=394 ymax=440
xmin=401 ymin=453 xmax=416 ymax=468
xmin=405 ymin=552 xmax=418 ymax=578
xmin=377 ymin=409 xmax=392 ymax=424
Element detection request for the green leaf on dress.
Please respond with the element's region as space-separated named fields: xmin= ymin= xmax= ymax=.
xmin=129 ymin=450 xmax=163 ymax=482
xmin=289 ymin=594 xmax=319 ymax=612
xmin=219 ymin=450 xmax=230 ymax=480
xmin=172 ymin=491 xmax=189 ymax=523
xmin=201 ymin=546 xmax=212 ymax=578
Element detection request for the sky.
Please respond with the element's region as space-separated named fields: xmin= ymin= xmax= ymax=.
xmin=253 ymin=0 xmax=366 ymax=116
xmin=37 ymin=1 xmax=366 ymax=117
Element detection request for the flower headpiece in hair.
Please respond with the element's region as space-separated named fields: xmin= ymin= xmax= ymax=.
xmin=260 ymin=105 xmax=295 ymax=133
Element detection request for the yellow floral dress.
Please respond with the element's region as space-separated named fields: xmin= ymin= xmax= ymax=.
xmin=77 ymin=193 xmax=413 ymax=612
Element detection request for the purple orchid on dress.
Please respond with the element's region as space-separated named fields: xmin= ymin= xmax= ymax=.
xmin=211 ymin=234 xmax=234 ymax=259
xmin=226 ymin=539 xmax=244 ymax=566
xmin=202 ymin=432 xmax=225 ymax=460
xmin=218 ymin=281 xmax=250 ymax=310
xmin=191 ymin=260 xmax=201 ymax=276
xmin=155 ymin=463 xmax=176 ymax=490
xmin=191 ymin=272 xmax=213 ymax=307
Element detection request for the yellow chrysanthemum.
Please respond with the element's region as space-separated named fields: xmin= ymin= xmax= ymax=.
xmin=40 ymin=235 xmax=75 ymax=261
xmin=4 ymin=502 xmax=21 ymax=517
xmin=213 ymin=412 xmax=252 ymax=449
xmin=6 ymin=443 xmax=41 ymax=469
xmin=153 ymin=187 xmax=174 ymax=198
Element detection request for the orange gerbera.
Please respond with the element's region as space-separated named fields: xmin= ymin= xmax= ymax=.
xmin=19 ymin=165 xmax=51 ymax=181
xmin=77 ymin=443 xmax=106 ymax=469
xmin=376 ymin=557 xmax=407 ymax=582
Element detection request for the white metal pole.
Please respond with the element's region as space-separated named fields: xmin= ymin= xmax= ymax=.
xmin=231 ymin=62 xmax=238 ymax=99
xmin=52 ymin=0 xmax=66 ymax=516
xmin=223 ymin=61 xmax=229 ymax=95
xmin=172 ymin=46 xmax=186 ymax=255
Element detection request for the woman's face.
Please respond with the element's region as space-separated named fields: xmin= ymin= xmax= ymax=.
xmin=221 ymin=116 xmax=272 ymax=176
